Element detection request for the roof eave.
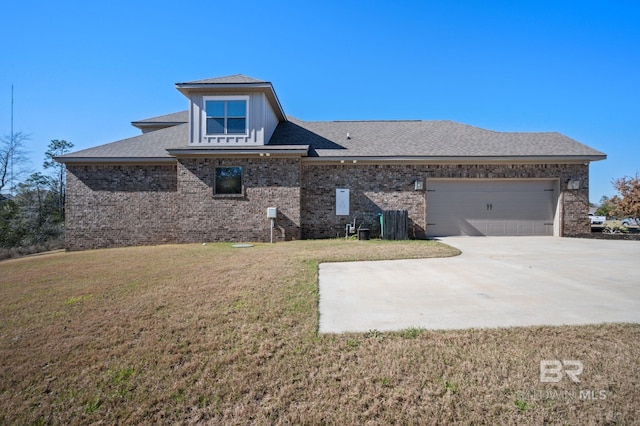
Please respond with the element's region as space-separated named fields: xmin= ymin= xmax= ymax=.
xmin=302 ymin=154 xmax=607 ymax=163
xmin=167 ymin=146 xmax=309 ymax=157
xmin=175 ymin=82 xmax=273 ymax=91
xmin=54 ymin=156 xmax=176 ymax=165
xmin=131 ymin=121 xmax=186 ymax=128
xmin=54 ymin=153 xmax=605 ymax=165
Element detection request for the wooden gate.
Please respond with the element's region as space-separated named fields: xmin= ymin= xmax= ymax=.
xmin=382 ymin=210 xmax=408 ymax=240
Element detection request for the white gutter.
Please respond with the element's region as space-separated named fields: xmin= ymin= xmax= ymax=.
xmin=302 ymin=154 xmax=606 ymax=164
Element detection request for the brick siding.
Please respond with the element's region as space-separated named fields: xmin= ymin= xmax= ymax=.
xmin=65 ymin=165 xmax=179 ymax=250
xmin=64 ymin=161 xmax=589 ymax=249
xmin=65 ymin=158 xmax=301 ymax=249
xmin=176 ymin=157 xmax=301 ymax=243
xmin=300 ymin=162 xmax=590 ymax=239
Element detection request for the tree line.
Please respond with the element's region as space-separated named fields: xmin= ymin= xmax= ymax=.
xmin=1 ymin=134 xmax=73 ymax=258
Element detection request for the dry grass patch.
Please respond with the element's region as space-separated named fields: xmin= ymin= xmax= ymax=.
xmin=0 ymin=239 xmax=638 ymax=424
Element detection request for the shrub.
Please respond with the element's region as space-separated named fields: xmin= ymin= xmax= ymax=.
xmin=603 ymin=220 xmax=628 ymax=234
xmin=0 ymin=238 xmax=64 ymax=261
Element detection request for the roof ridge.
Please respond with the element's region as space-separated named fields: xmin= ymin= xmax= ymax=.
xmin=290 ymin=118 xmax=451 ymax=124
xmin=444 ymin=120 xmax=568 ymax=135
xmin=177 ymin=74 xmax=268 ymax=85
xmin=331 ymin=119 xmax=423 ymax=123
xmin=131 ymin=110 xmax=189 ymax=124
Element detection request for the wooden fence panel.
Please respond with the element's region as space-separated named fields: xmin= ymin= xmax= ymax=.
xmin=382 ymin=210 xmax=408 ymax=240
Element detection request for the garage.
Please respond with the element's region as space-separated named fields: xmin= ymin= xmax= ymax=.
xmin=426 ymin=180 xmax=557 ymax=237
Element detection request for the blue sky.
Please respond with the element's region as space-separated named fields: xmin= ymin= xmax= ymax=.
xmin=2 ymin=0 xmax=638 ymax=202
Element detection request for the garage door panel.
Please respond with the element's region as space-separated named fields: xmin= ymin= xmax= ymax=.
xmin=426 ymin=180 xmax=556 ymax=237
xmin=454 ymin=219 xmax=486 ymax=236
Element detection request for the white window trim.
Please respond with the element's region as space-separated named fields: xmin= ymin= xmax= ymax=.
xmin=202 ymin=95 xmax=250 ymax=138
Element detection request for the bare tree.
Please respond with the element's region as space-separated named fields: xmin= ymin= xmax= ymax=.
xmin=43 ymin=139 xmax=74 ymax=220
xmin=0 ymin=131 xmax=30 ymax=194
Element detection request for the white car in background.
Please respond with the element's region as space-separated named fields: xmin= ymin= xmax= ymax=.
xmin=589 ymin=213 xmax=606 ymax=225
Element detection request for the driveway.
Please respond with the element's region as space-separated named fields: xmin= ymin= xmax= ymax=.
xmin=318 ymin=237 xmax=640 ymax=333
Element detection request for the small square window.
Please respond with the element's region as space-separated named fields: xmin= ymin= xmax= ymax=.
xmin=215 ymin=166 xmax=243 ymax=195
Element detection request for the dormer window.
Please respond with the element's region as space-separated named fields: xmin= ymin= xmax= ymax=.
xmin=204 ymin=96 xmax=248 ymax=135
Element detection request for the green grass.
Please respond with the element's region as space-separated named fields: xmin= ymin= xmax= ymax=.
xmin=401 ymin=326 xmax=426 ymax=339
xmin=0 ymin=239 xmax=638 ymax=424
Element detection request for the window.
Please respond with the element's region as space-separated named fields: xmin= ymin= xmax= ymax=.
xmin=215 ymin=166 xmax=243 ymax=195
xmin=205 ymin=100 xmax=247 ymax=135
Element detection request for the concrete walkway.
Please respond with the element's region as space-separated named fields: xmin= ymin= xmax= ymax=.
xmin=318 ymin=237 xmax=640 ymax=333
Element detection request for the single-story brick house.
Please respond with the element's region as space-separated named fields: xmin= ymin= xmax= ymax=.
xmin=56 ymin=74 xmax=606 ymax=250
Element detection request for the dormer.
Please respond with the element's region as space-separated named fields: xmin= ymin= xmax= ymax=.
xmin=176 ymin=75 xmax=286 ymax=146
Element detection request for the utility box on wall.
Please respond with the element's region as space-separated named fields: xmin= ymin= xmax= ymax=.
xmin=267 ymin=207 xmax=277 ymax=218
xmin=336 ymin=189 xmax=349 ymax=216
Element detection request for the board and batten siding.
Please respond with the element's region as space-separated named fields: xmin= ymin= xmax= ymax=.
xmin=188 ymin=93 xmax=279 ymax=146
xmin=263 ymin=93 xmax=280 ymax=144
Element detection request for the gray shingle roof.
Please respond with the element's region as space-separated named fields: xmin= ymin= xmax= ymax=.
xmin=271 ymin=117 xmax=606 ymax=159
xmin=131 ymin=110 xmax=188 ymax=124
xmin=59 ymin=123 xmax=188 ymax=160
xmin=56 ymin=120 xmax=307 ymax=162
xmin=57 ymin=112 xmax=606 ymax=162
xmin=177 ymin=74 xmax=267 ymax=85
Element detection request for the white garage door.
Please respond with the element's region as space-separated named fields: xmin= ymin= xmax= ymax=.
xmin=426 ymin=180 xmax=556 ymax=237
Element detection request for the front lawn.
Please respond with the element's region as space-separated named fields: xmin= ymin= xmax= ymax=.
xmin=0 ymin=240 xmax=637 ymax=424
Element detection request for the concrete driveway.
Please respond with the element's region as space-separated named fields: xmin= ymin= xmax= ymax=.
xmin=318 ymin=237 xmax=640 ymax=333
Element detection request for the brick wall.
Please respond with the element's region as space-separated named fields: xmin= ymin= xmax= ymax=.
xmin=176 ymin=157 xmax=301 ymax=243
xmin=301 ymin=164 xmax=425 ymax=238
xmin=65 ymin=165 xmax=179 ymax=250
xmin=65 ymin=160 xmax=589 ymax=249
xmin=300 ymin=162 xmax=590 ymax=238
xmin=65 ymin=159 xmax=301 ymax=249
xmin=558 ymin=164 xmax=591 ymax=236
